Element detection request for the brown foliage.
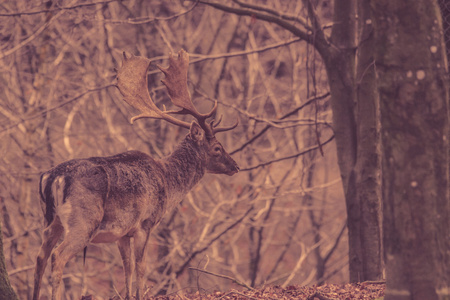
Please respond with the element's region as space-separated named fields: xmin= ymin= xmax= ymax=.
xmin=100 ymin=282 xmax=385 ymax=300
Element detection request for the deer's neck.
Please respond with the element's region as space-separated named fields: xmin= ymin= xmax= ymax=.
xmin=162 ymin=138 xmax=206 ymax=209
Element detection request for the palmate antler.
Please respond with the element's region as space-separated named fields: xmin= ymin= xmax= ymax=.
xmin=116 ymin=49 xmax=237 ymax=137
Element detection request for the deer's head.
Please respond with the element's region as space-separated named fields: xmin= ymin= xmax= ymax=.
xmin=116 ymin=49 xmax=239 ymax=176
xmin=187 ymin=121 xmax=239 ymax=176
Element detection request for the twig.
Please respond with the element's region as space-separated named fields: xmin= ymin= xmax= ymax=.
xmin=190 ymin=37 xmax=302 ymax=64
xmin=241 ymin=135 xmax=334 ymax=171
xmin=189 ymin=267 xmax=254 ymax=291
xmin=197 ymin=0 xmax=313 ymax=43
xmin=0 ymin=84 xmax=115 ymax=134
xmin=0 ymin=0 xmax=118 ymax=16
xmin=307 ymin=291 xmax=335 ymax=300
xmin=175 ymin=207 xmax=253 ymax=277
xmin=104 ymin=1 xmax=198 ymax=24
xmin=8 ymin=264 xmax=34 ymax=276
xmin=230 ymin=92 xmax=330 ymax=155
xmin=322 ymin=221 xmax=347 ymax=265
xmin=0 ymin=7 xmax=66 ymax=59
xmin=112 ymin=284 xmax=124 ymax=300
xmin=220 ymin=290 xmax=259 ymax=300
xmin=145 ymin=37 xmax=303 ymax=70
xmin=231 ymin=0 xmax=311 ymax=29
xmin=361 ymin=280 xmax=386 ymax=285
xmin=195 ymin=88 xmax=330 ymax=130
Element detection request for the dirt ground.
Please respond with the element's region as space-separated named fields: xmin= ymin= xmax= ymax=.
xmin=89 ymin=281 xmax=385 ymax=300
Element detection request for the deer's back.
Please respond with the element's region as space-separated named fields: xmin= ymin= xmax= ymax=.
xmin=40 ymin=150 xmax=168 ymax=242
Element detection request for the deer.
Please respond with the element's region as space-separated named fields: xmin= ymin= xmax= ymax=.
xmin=32 ymin=49 xmax=239 ymax=300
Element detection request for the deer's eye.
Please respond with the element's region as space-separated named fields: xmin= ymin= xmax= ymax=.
xmin=214 ymin=146 xmax=222 ymax=153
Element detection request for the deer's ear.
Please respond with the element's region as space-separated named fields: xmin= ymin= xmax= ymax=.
xmin=189 ymin=121 xmax=204 ymax=143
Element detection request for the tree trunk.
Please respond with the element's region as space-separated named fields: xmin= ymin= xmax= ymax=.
xmin=0 ymin=219 xmax=18 ymax=300
xmin=354 ymin=0 xmax=383 ymax=281
xmin=439 ymin=0 xmax=450 ymax=63
xmin=326 ymin=0 xmax=382 ymax=282
xmin=324 ymin=0 xmax=359 ymax=281
xmin=372 ymin=0 xmax=450 ymax=298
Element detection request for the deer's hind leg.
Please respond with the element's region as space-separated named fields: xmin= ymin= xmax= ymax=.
xmin=50 ymin=200 xmax=103 ymax=300
xmin=33 ymin=218 xmax=64 ymax=300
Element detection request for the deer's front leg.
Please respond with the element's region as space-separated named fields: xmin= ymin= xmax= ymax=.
xmin=117 ymin=236 xmax=133 ymax=300
xmin=134 ymin=227 xmax=151 ymax=300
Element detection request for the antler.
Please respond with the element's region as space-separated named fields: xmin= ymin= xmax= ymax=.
xmin=116 ymin=52 xmax=191 ymax=128
xmin=116 ymin=49 xmax=238 ymax=137
xmin=157 ymin=50 xmax=216 ymax=119
xmin=158 ymin=50 xmax=238 ymax=137
xmin=157 ymin=50 xmax=217 ymax=136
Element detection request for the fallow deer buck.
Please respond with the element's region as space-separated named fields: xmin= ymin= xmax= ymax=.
xmin=32 ymin=49 xmax=239 ymax=300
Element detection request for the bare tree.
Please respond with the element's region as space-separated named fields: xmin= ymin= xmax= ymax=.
xmin=0 ymin=218 xmax=18 ymax=300
xmin=372 ymin=0 xmax=450 ymax=298
xmin=195 ymin=0 xmax=382 ymax=282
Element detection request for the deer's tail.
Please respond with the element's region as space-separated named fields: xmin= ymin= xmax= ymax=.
xmin=39 ymin=172 xmax=60 ymax=227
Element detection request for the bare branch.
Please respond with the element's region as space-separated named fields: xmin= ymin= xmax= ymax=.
xmin=0 ymin=85 xmax=115 ymax=134
xmin=307 ymin=291 xmax=334 ymax=300
xmin=197 ymin=0 xmax=333 ymax=57
xmin=304 ymin=0 xmax=323 ymax=34
xmin=231 ymin=0 xmax=311 ymax=30
xmin=189 ymin=38 xmax=302 ymax=64
xmin=175 ymin=207 xmax=253 ymax=277
xmin=0 ymin=9 xmax=65 ymax=60
xmin=241 ymin=135 xmax=334 ymax=172
xmin=195 ymin=88 xmax=330 ymax=130
xmin=281 ymin=243 xmax=309 ymax=288
xmin=222 ymin=291 xmax=260 ymax=300
xmin=0 ymin=0 xmax=118 ymax=17
xmin=7 ymin=264 xmax=34 ymax=276
xmin=145 ymin=37 xmax=303 ymax=76
xmin=189 ymin=267 xmax=254 ymax=290
xmin=230 ymin=92 xmax=330 ymax=154
xmin=197 ymin=1 xmax=312 ymax=41
xmin=322 ymin=220 xmax=347 ymax=265
xmin=104 ymin=1 xmax=199 ymax=24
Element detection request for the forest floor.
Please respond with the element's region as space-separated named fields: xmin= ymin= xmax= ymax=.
xmin=96 ymin=281 xmax=386 ymax=300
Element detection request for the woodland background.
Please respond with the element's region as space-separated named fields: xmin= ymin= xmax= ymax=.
xmin=0 ymin=1 xmax=342 ymax=299
xmin=0 ymin=1 xmax=449 ymax=300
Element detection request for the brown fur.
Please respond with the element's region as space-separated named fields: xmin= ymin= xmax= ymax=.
xmin=32 ymin=122 xmax=239 ymax=300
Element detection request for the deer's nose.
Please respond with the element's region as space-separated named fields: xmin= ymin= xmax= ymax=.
xmin=227 ymin=162 xmax=240 ymax=176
